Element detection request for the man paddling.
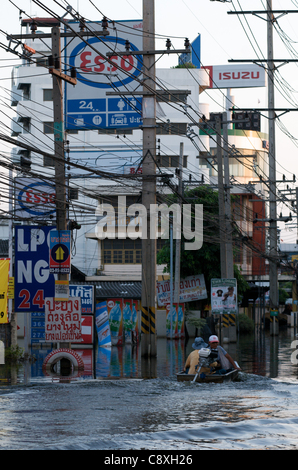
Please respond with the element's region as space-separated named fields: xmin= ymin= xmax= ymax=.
xmin=208 ymin=335 xmax=241 ymax=372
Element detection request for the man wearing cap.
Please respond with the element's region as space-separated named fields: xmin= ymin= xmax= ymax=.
xmin=208 ymin=335 xmax=241 ymax=371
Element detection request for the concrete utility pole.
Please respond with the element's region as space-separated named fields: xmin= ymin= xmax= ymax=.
xmin=227 ymin=4 xmax=298 ymax=317
xmin=216 ymin=116 xmax=228 ymax=279
xmin=174 ymin=143 xmax=184 ymax=304
xmin=222 ymin=113 xmax=234 ymax=279
xmin=141 ymin=0 xmax=157 ymax=357
xmin=267 ymin=0 xmax=279 ymax=313
xmin=51 ymin=26 xmax=67 ymax=235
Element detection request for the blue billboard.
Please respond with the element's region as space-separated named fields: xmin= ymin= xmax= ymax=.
xmin=65 ymin=20 xmax=143 ymax=131
xmin=15 ymin=226 xmax=55 ymax=313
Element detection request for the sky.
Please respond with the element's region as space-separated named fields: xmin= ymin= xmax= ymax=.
xmin=1 ymin=0 xmax=298 ymax=243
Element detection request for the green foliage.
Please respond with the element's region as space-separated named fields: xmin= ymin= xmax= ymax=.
xmin=237 ymin=314 xmax=254 ymax=334
xmin=173 ymin=62 xmax=197 ymax=69
xmin=185 ymin=310 xmax=206 ymax=329
xmin=5 ymin=345 xmax=24 ymax=363
xmin=156 ymin=185 xmax=249 ymax=301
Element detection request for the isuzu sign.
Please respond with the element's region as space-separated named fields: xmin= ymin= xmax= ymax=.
xmin=204 ymin=64 xmax=266 ymax=89
xmin=65 ymin=20 xmax=143 ymax=130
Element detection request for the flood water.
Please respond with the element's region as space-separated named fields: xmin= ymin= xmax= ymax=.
xmin=1 ymin=327 xmax=298 ymax=450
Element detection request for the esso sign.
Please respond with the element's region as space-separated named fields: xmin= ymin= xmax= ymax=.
xmin=69 ymin=37 xmax=143 ymax=89
xmin=16 ymin=180 xmax=56 ymax=217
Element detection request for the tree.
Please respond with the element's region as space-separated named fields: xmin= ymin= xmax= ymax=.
xmin=156 ymin=185 xmax=249 ymax=301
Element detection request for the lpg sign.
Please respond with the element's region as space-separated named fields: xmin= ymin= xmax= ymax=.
xmin=15 ymin=178 xmax=55 ymax=220
xmin=65 ymin=20 xmax=143 ymax=131
xmin=15 ymin=226 xmax=55 ymax=313
xmin=204 ymin=64 xmax=266 ymax=89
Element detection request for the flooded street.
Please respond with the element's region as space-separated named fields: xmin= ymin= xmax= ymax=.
xmin=1 ymin=328 xmax=298 ymax=450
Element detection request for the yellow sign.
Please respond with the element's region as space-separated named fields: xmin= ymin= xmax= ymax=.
xmin=55 ymin=280 xmax=69 ymax=301
xmin=0 ymin=259 xmax=10 ymax=323
xmin=8 ymin=277 xmax=14 ymax=299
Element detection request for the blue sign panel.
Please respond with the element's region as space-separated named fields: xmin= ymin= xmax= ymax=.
xmin=69 ymin=285 xmax=94 ymax=314
xmin=15 ymin=226 xmax=56 ymax=313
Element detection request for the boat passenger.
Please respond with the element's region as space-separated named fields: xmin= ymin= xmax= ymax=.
xmin=183 ymin=337 xmax=219 ymax=375
xmin=208 ymin=335 xmax=241 ymax=373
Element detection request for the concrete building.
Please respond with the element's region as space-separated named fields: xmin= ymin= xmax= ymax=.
xmin=10 ymin=17 xmax=210 ymax=282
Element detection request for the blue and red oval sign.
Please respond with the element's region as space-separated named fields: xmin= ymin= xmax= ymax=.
xmin=16 ymin=179 xmax=56 ymax=218
xmin=69 ymin=36 xmax=143 ymax=89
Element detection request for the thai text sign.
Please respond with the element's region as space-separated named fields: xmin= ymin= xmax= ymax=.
xmin=45 ymin=297 xmax=81 ymax=342
xmin=69 ymin=284 xmax=94 ymax=314
xmin=156 ymin=274 xmax=207 ymax=307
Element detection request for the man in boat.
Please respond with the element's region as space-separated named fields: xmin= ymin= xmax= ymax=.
xmin=208 ymin=335 xmax=241 ymax=373
xmin=183 ymin=337 xmax=219 ymax=375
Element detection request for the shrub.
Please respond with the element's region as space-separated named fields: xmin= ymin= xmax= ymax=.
xmin=238 ymin=314 xmax=254 ymax=334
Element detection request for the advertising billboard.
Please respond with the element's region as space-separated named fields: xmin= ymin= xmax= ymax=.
xmin=211 ymin=278 xmax=238 ymax=314
xmin=65 ymin=20 xmax=143 ymax=131
xmin=204 ymin=64 xmax=266 ymax=89
xmin=15 ymin=226 xmax=56 ymax=313
xmin=15 ymin=178 xmax=56 ymax=220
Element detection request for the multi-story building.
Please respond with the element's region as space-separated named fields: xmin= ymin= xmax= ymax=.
xmin=198 ymin=107 xmax=269 ymax=277
xmin=10 ymin=17 xmax=210 ymax=282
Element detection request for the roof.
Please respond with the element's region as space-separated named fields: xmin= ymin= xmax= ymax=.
xmin=70 ymin=281 xmax=142 ymax=299
xmin=95 ymin=281 xmax=141 ymax=299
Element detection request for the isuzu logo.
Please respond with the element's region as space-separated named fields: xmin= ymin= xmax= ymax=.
xmin=204 ymin=64 xmax=266 ymax=89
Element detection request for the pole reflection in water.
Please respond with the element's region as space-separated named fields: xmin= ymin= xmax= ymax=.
xmin=3 ymin=327 xmax=298 ymax=383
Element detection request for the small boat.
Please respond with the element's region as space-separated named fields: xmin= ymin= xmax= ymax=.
xmin=176 ymin=369 xmax=239 ymax=384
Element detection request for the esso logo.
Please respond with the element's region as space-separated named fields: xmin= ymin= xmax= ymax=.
xmin=69 ymin=37 xmax=143 ymax=89
xmin=108 ymin=301 xmax=115 ymax=308
xmin=18 ymin=182 xmax=56 ymax=216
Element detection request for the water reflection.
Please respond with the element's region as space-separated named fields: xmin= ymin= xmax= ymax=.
xmin=1 ymin=327 xmax=298 ymax=384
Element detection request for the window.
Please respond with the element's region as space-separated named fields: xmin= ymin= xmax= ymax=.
xmin=156 ymin=122 xmax=187 ymax=135
xmin=19 ymin=117 xmax=31 ymax=133
xmin=102 ymin=238 xmax=164 ymax=264
xmin=44 ymin=122 xmax=54 ymax=134
xmin=43 ymin=155 xmax=54 ymax=167
xmin=157 ymin=155 xmax=188 ymax=168
xmin=43 ymin=89 xmax=53 ymax=101
xmin=102 ymin=240 xmax=141 ymax=264
xmin=156 ymin=92 xmax=189 ymax=103
xmin=36 ymin=57 xmax=48 ymax=67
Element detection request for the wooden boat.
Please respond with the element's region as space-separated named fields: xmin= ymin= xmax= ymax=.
xmin=176 ymin=368 xmax=239 ymax=384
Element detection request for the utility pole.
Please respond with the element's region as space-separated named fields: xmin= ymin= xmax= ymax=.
xmin=174 ymin=143 xmax=184 ymax=304
xmin=216 ymin=116 xmax=228 ymax=279
xmin=267 ymin=0 xmax=279 ymax=314
xmin=227 ymin=4 xmax=298 ymax=319
xmin=141 ymin=0 xmax=157 ymax=357
xmin=51 ymin=26 xmax=67 ymax=236
xmin=222 ymin=112 xmax=234 ymax=279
